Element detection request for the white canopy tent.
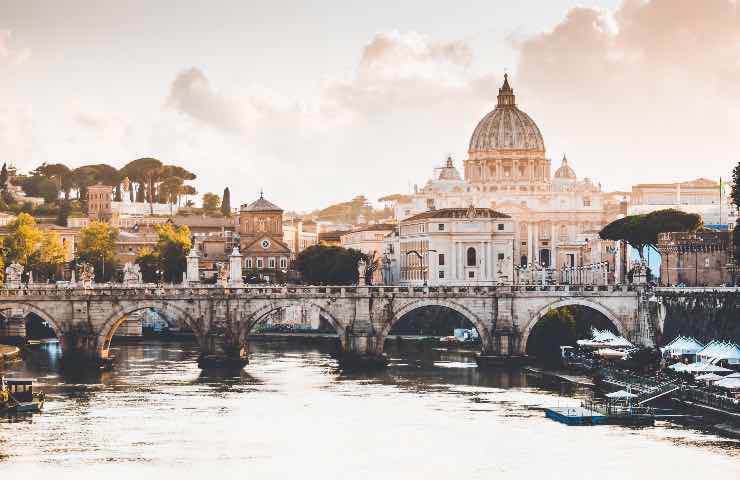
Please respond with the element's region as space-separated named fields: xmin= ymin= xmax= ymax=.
xmin=695 ymin=373 xmax=723 ymax=382
xmin=714 ymin=376 xmax=740 ymax=391
xmin=696 ymin=340 xmax=740 ymax=365
xmin=606 ymin=390 xmax=638 ymax=400
xmin=660 ymin=336 xmax=704 ymax=356
xmin=577 ymin=328 xmax=633 ymax=349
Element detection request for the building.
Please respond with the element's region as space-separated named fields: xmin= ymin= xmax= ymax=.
xmin=282 ymin=217 xmax=318 ymax=258
xmin=629 ymin=178 xmax=737 ymax=228
xmin=391 ymin=206 xmax=514 ymax=285
xmin=340 ymin=224 xmax=396 ymax=284
xmin=318 ymin=230 xmax=347 ymax=247
xmin=87 ymin=184 xmax=113 ymax=221
xmin=114 ymin=231 xmax=158 ymax=265
xmin=87 ymin=182 xmax=180 ymax=222
xmin=238 ymin=193 xmax=291 ymax=273
xmin=392 ymin=75 xmax=626 ymax=271
xmin=657 ymin=230 xmax=735 ymax=286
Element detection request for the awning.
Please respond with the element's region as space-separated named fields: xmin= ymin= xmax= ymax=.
xmin=606 ymin=390 xmax=638 ymax=400
xmin=695 ymin=373 xmax=723 ymax=382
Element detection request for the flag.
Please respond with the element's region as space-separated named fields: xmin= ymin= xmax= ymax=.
xmin=719 ymin=177 xmax=726 ymax=196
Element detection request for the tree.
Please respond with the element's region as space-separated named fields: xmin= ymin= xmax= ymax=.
xmin=135 ymin=247 xmax=160 ymax=283
xmin=294 ymin=245 xmax=374 ymax=285
xmin=120 ymin=157 xmax=163 ymax=213
xmin=28 ymin=231 xmax=67 ymax=281
xmin=599 ymin=209 xmax=702 ymax=259
xmin=3 ymin=213 xmax=44 ymax=266
xmin=76 ymin=221 xmax=119 ymax=282
xmin=34 ymin=163 xmax=73 ymax=199
xmin=221 ymin=187 xmax=231 ymax=216
xmin=731 ymin=161 xmax=740 ymax=209
xmin=154 ymin=223 xmax=192 ymax=283
xmin=0 ymin=163 xmax=8 ymax=190
xmin=19 ymin=175 xmax=59 ymax=203
xmin=56 ymin=200 xmax=72 ymax=226
xmin=202 ymin=192 xmax=220 ymax=211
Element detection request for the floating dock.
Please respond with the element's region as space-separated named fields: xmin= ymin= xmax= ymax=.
xmin=545 ymin=407 xmax=608 ymax=426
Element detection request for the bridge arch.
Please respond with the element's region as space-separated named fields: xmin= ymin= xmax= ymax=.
xmin=243 ymin=301 xmax=347 ymax=347
xmin=379 ymin=299 xmax=492 ymax=351
xmin=520 ymin=298 xmax=627 ymax=353
xmin=98 ymin=301 xmax=201 ymax=356
xmin=0 ymin=301 xmax=62 ymax=338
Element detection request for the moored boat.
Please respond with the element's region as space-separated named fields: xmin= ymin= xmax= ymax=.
xmin=1 ymin=377 xmax=45 ymax=414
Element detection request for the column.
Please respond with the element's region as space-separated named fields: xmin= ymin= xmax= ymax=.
xmin=550 ymin=223 xmax=556 ymax=269
xmin=480 ymin=241 xmax=485 ymax=281
xmin=528 ymin=223 xmax=534 ymax=264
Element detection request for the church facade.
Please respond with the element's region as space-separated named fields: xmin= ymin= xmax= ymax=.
xmin=238 ymin=193 xmax=291 ymax=273
xmin=393 ymin=75 xmax=627 ymax=272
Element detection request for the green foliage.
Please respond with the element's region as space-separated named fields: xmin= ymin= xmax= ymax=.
xmin=0 ymin=163 xmax=8 ymax=189
xmin=76 ymin=221 xmax=119 ymax=281
xmin=3 ymin=213 xmax=44 ymax=266
xmin=731 ymin=161 xmax=740 ymax=208
xmin=19 ymin=175 xmax=59 ymax=202
xmin=221 ymin=187 xmax=231 ymax=216
xmin=154 ymin=223 xmax=192 ymax=282
xmin=294 ymin=245 xmax=376 ymax=285
xmin=27 ymin=231 xmax=67 ymax=281
xmin=135 ymin=247 xmax=160 ymax=283
xmin=599 ymin=209 xmax=702 ymax=258
xmin=202 ymin=192 xmax=220 ymax=211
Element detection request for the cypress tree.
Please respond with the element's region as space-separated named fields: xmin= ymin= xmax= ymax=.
xmin=114 ymin=184 xmax=122 ymax=201
xmin=221 ymin=187 xmax=231 ymax=216
xmin=0 ymin=163 xmax=7 ymax=190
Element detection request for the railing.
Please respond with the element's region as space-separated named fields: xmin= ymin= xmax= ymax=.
xmin=677 ymin=387 xmax=740 ymax=413
xmin=0 ymin=283 xmax=642 ymax=299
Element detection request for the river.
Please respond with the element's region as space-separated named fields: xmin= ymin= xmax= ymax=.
xmin=1 ymin=339 xmax=737 ymax=479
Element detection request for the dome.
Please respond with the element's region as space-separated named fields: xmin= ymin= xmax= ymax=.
xmin=468 ymin=75 xmax=545 ymax=154
xmin=554 ymin=156 xmax=576 ymax=179
xmin=241 ymin=191 xmax=282 ymax=212
xmin=437 ymin=156 xmax=462 ymax=181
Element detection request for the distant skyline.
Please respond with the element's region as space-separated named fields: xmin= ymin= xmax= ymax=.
xmin=1 ymin=0 xmax=737 ymax=211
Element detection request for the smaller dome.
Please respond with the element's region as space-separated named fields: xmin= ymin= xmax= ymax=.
xmin=554 ymin=156 xmax=576 ymax=180
xmin=437 ymin=156 xmax=462 ymax=181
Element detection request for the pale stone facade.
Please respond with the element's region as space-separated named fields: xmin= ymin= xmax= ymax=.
xmin=393 ymin=75 xmax=626 ymax=272
xmin=392 ymin=206 xmax=515 ymax=286
xmin=282 ymin=217 xmax=318 ymax=258
xmin=340 ymin=224 xmax=396 ymax=284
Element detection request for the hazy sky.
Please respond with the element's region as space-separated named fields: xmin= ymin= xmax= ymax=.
xmin=1 ymin=0 xmax=737 ymax=211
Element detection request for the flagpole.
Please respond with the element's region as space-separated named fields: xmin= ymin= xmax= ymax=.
xmin=719 ymin=177 xmax=723 ymax=228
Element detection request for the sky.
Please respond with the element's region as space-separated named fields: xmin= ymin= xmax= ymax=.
xmin=0 ymin=0 xmax=738 ymax=211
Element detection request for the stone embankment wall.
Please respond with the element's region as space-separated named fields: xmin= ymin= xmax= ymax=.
xmin=657 ymin=290 xmax=740 ymax=343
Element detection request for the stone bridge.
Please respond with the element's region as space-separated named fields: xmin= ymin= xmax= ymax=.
xmin=0 ymin=284 xmax=653 ymax=368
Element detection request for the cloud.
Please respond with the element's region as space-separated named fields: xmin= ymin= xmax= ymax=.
xmin=165 ymin=67 xmax=261 ymax=133
xmin=74 ymin=111 xmax=132 ymax=144
xmin=512 ymin=0 xmax=740 ymax=185
xmin=0 ymin=30 xmax=30 ymax=65
xmin=0 ymin=105 xmax=33 ymax=167
xmin=323 ymin=30 xmax=494 ymax=116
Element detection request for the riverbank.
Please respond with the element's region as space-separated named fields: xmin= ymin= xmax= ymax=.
xmin=523 ymin=365 xmax=595 ymax=388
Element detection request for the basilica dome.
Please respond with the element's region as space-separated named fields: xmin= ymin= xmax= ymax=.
xmin=554 ymin=156 xmax=576 ymax=179
xmin=468 ymin=75 xmax=545 ymax=155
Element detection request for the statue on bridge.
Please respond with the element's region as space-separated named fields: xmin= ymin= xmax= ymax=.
xmin=357 ymin=258 xmax=367 ymax=286
xmin=122 ymin=262 xmax=142 ymax=286
xmin=78 ymin=263 xmax=95 ymax=289
xmin=216 ymin=263 xmax=229 ymax=288
xmin=4 ymin=262 xmax=23 ymax=288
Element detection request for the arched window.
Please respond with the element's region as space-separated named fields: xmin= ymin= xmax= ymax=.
xmin=467 ymin=247 xmax=477 ymax=267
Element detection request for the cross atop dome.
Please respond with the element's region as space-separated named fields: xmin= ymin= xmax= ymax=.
xmin=497 ymin=73 xmax=516 ymax=107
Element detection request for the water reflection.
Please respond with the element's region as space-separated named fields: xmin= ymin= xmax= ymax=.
xmin=0 ymin=338 xmax=737 ymax=478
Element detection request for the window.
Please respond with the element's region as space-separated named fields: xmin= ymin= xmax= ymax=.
xmin=520 ymin=255 xmax=528 ymax=267
xmin=498 ymin=253 xmax=505 ymax=261
xmin=269 ymin=258 xmax=276 ymax=269
xmin=280 ymin=258 xmax=287 ymax=269
xmin=583 ymin=197 xmax=592 ymax=207
xmin=468 ymin=271 xmax=475 ymax=278
xmin=246 ymin=258 xmax=252 ymax=269
xmin=256 ymin=258 xmax=263 ymax=269
xmin=438 ymin=253 xmax=445 ymax=266
xmin=497 ymin=223 xmax=504 ymax=231
xmin=438 ymin=271 xmax=445 ymax=279
xmin=466 ymin=247 xmax=477 ymax=267
xmin=438 ymin=223 xmax=445 ymax=231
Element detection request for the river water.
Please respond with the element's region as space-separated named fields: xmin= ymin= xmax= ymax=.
xmin=1 ymin=339 xmax=737 ymax=479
